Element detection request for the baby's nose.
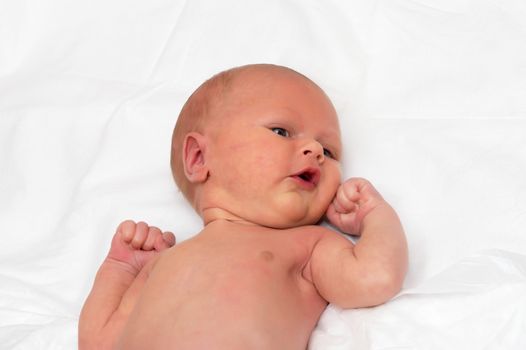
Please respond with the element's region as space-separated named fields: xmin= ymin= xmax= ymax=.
xmin=301 ymin=141 xmax=325 ymax=163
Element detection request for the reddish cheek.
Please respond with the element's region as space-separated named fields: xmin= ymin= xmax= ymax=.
xmin=227 ymin=141 xmax=248 ymax=151
xmin=253 ymin=154 xmax=273 ymax=167
xmin=228 ymin=141 xmax=274 ymax=166
xmin=223 ymin=136 xmax=284 ymax=185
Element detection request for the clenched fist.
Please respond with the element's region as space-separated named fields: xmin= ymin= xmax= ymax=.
xmin=325 ymin=177 xmax=387 ymax=235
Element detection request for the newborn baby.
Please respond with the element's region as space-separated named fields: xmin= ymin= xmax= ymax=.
xmin=79 ymin=64 xmax=408 ymax=349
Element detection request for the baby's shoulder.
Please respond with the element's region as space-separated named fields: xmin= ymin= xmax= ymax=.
xmin=284 ymin=224 xmax=343 ymax=246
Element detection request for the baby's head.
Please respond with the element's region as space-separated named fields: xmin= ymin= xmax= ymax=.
xmin=171 ymin=64 xmax=342 ymax=228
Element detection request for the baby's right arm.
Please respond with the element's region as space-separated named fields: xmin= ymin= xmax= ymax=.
xmin=309 ymin=178 xmax=408 ymax=308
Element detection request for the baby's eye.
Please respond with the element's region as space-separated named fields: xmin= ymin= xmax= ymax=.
xmin=323 ymin=148 xmax=335 ymax=159
xmin=271 ymin=127 xmax=290 ymax=137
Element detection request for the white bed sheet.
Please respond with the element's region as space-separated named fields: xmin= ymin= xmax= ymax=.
xmin=1 ymin=0 xmax=525 ymax=349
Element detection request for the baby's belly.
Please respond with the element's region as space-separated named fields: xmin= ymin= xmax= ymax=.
xmin=118 ymin=242 xmax=327 ymax=349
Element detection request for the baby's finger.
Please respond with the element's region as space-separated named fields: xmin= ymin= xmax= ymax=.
xmin=333 ymin=188 xmax=358 ymax=213
xmin=163 ymin=231 xmax=176 ymax=247
xmin=153 ymin=232 xmax=175 ymax=251
xmin=119 ymin=220 xmax=136 ymax=243
xmin=326 ymin=203 xmax=343 ymax=227
xmin=143 ymin=226 xmax=162 ymax=251
xmin=340 ymin=181 xmax=361 ymax=203
xmin=332 ymin=197 xmax=348 ymax=213
xmin=131 ymin=221 xmax=149 ymax=249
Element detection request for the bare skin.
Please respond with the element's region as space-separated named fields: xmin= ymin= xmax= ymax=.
xmin=80 ymin=179 xmax=407 ymax=349
xmin=119 ymin=221 xmax=329 ymax=349
xmin=79 ymin=221 xmax=176 ymax=349
xmin=79 ymin=65 xmax=408 ymax=349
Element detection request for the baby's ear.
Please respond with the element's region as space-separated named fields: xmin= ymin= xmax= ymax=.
xmin=182 ymin=132 xmax=209 ymax=183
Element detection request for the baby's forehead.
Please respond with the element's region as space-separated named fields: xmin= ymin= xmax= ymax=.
xmin=221 ymin=68 xmax=331 ymax=110
xmin=203 ymin=65 xmax=340 ymax=126
xmin=225 ymin=71 xmax=340 ymax=131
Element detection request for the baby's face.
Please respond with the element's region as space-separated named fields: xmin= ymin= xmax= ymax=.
xmin=204 ymin=70 xmax=342 ymax=228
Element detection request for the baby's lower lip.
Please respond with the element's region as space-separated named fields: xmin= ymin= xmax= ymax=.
xmin=290 ymin=175 xmax=316 ymax=190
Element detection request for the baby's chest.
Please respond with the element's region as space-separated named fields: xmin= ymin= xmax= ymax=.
xmin=178 ymin=233 xmax=313 ymax=283
xmin=205 ymin=241 xmax=320 ymax=308
xmin=146 ymin=231 xmax=326 ymax=320
xmin=234 ymin=231 xmax=316 ymax=269
xmin=155 ymin=226 xmax=324 ymax=293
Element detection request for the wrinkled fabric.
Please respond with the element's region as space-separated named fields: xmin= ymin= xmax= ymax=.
xmin=1 ymin=0 xmax=525 ymax=349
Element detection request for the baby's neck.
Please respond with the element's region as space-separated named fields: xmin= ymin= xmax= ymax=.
xmin=201 ymin=207 xmax=259 ymax=227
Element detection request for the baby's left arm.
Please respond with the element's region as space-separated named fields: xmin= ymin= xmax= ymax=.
xmin=308 ymin=178 xmax=408 ymax=308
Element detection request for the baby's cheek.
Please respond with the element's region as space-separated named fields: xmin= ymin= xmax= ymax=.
xmin=274 ymin=192 xmax=310 ymax=221
xmin=327 ymin=171 xmax=342 ymax=199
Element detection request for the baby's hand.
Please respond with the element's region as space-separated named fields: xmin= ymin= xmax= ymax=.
xmin=326 ymin=178 xmax=385 ymax=235
xmin=107 ymin=220 xmax=176 ymax=272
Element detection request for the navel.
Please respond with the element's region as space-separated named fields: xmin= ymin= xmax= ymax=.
xmin=259 ymin=250 xmax=274 ymax=262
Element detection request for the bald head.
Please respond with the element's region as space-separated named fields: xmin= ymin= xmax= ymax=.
xmin=170 ymin=64 xmax=329 ymax=205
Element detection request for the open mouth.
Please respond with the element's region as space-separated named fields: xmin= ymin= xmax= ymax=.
xmin=291 ymin=167 xmax=320 ymax=189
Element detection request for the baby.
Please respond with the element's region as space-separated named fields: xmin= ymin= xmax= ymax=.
xmin=79 ymin=64 xmax=408 ymax=349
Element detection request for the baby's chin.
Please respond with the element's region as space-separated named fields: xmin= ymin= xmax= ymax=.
xmin=263 ymin=192 xmax=325 ymax=229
